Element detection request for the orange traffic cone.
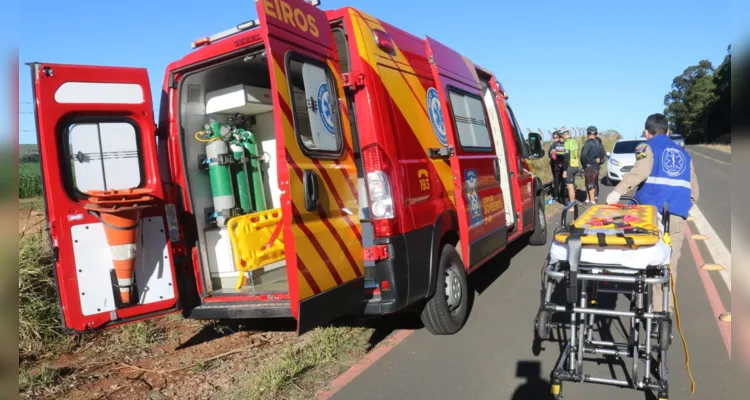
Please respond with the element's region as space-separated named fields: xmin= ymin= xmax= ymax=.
xmin=85 ymin=189 xmax=155 ymax=307
xmin=98 ymin=209 xmax=142 ymax=305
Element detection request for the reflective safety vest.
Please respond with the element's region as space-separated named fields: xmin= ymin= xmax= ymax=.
xmin=634 ymin=134 xmax=692 ymax=218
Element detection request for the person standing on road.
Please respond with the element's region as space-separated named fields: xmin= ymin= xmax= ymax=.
xmin=561 ymin=127 xmax=580 ymax=206
xmin=606 ymin=113 xmax=699 ymax=313
xmin=548 ymin=131 xmax=566 ymax=203
xmin=595 ymin=135 xmax=605 ymax=200
xmin=580 ymin=126 xmax=605 ymax=204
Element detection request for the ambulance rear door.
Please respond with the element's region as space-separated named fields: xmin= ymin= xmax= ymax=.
xmin=29 ymin=63 xmax=182 ymax=333
xmin=256 ymin=0 xmax=364 ymax=334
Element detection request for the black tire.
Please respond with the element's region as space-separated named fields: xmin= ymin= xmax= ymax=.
xmin=536 ymin=310 xmax=551 ymax=340
xmin=420 ymin=244 xmax=471 ymax=335
xmin=528 ymin=197 xmax=547 ymax=246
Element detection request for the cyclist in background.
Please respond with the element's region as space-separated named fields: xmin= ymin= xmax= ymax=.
xmin=561 ymin=127 xmax=580 ymax=206
xmin=548 ymin=130 xmax=566 ymax=203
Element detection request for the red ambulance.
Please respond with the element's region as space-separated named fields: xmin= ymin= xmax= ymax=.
xmin=28 ymin=0 xmax=547 ymax=336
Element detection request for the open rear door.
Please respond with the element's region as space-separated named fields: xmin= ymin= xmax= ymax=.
xmin=29 ymin=63 xmax=181 ymax=333
xmin=257 ymin=0 xmax=364 ymax=334
xmin=424 ymin=37 xmax=508 ymax=268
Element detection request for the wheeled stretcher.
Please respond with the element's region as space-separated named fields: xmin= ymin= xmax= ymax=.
xmin=536 ymin=197 xmax=677 ymax=399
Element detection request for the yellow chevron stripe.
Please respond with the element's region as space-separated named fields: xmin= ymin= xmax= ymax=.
xmin=272 ymin=56 xmax=362 ymax=292
xmin=297 ymin=271 xmax=314 ymax=299
xmin=350 ymin=10 xmax=455 ymax=205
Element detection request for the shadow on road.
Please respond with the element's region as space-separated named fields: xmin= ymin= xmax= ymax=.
xmin=511 ymin=361 xmax=554 ymax=400
xmin=531 ymin=276 xmax=634 ymax=383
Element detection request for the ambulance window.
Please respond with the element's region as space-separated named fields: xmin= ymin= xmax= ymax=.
xmin=287 ymin=58 xmax=343 ymax=155
xmin=64 ymin=120 xmax=144 ymax=194
xmin=506 ymin=105 xmax=529 ymax=158
xmin=447 ymin=90 xmax=493 ymax=151
xmin=332 ymin=27 xmax=350 ymax=74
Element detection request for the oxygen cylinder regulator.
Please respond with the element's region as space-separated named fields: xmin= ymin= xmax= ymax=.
xmin=196 ymin=114 xmax=268 ymax=228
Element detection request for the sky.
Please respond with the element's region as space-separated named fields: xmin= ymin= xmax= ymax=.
xmin=16 ymin=0 xmax=735 ymax=144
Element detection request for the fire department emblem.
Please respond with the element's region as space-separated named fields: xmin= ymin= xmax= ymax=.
xmin=464 ymin=169 xmax=483 ymax=226
xmin=317 ymin=82 xmax=335 ymax=135
xmin=661 ymin=147 xmax=686 ymax=177
xmin=427 ymin=87 xmax=448 ymax=146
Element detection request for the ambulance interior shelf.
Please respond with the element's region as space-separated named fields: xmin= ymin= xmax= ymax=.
xmin=179 ymin=55 xmax=289 ymax=295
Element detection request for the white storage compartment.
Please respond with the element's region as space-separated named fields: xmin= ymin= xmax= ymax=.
xmin=205 ymin=228 xmax=238 ymax=278
xmin=205 ymin=84 xmax=273 ymax=115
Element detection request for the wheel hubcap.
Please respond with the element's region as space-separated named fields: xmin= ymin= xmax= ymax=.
xmin=445 ymin=266 xmax=462 ymax=311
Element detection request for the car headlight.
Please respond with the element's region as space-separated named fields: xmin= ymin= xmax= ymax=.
xmin=609 ymin=159 xmax=621 ymax=166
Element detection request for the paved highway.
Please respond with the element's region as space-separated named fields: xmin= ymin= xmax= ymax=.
xmin=328 ymin=145 xmax=733 ymax=400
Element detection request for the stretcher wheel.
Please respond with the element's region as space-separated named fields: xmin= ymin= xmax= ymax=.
xmin=536 ymin=310 xmax=551 ymax=340
xmin=550 ymin=380 xmax=563 ymax=399
xmin=659 ymin=320 xmax=672 ymax=351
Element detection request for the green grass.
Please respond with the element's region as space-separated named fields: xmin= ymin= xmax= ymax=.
xmin=18 ymin=231 xmax=72 ymax=362
xmin=20 ymin=162 xmax=43 ymax=199
xmin=231 ymin=326 xmax=372 ymax=400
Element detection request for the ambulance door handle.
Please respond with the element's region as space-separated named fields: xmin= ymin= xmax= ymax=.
xmin=303 ymin=170 xmax=319 ymax=211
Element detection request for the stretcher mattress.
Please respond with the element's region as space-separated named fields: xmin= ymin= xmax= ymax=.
xmin=550 ymin=204 xmax=672 ymax=270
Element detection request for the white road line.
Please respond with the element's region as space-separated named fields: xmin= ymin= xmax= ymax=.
xmin=688 ymin=205 xmax=731 ymax=291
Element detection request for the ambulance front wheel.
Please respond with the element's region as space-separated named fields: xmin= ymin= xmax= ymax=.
xmin=421 ymin=244 xmax=471 ymax=335
xmin=529 ymin=197 xmax=547 ymax=246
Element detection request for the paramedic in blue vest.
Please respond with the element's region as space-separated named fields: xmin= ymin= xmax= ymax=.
xmin=606 ymin=113 xmax=699 ymax=313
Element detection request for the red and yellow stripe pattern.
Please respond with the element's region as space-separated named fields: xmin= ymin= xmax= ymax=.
xmin=269 ymin=51 xmax=363 ymax=301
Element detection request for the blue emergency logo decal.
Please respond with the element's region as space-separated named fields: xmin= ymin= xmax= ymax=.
xmin=661 ymin=147 xmax=686 ymax=177
xmin=317 ymin=82 xmax=335 ymax=135
xmin=427 ymin=87 xmax=448 ymax=146
xmin=464 ymin=169 xmax=483 ymax=226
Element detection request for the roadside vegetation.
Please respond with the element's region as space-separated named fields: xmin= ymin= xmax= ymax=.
xmin=663 ymin=44 xmax=730 ymax=145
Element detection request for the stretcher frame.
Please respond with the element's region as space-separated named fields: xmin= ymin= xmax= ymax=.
xmin=536 ymin=198 xmax=673 ymax=400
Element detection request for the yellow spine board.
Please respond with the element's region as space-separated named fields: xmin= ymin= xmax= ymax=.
xmin=227 ymin=209 xmax=285 ymax=288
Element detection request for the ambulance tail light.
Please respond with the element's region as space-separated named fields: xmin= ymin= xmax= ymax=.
xmin=362 ymin=145 xmax=398 ymax=237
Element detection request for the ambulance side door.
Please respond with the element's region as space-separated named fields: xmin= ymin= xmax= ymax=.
xmin=29 ymin=63 xmax=182 ymax=333
xmin=424 ymin=37 xmax=508 ymax=268
xmin=257 ymin=0 xmax=364 ymax=334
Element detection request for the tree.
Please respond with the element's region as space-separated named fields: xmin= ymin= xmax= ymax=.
xmin=663 ymin=60 xmax=717 ymax=142
xmin=705 ymin=45 xmax=731 ymax=142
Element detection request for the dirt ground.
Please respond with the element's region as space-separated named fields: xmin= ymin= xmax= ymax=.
xmin=21 ymin=315 xmax=305 ymax=400
xmin=18 ymin=201 xmax=372 ymax=400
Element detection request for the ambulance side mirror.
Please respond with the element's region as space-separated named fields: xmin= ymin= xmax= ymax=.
xmin=527 ymin=132 xmax=544 ymax=159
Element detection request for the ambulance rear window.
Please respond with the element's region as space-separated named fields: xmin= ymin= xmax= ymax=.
xmin=63 ymin=118 xmax=144 ymax=195
xmin=287 ymin=57 xmax=343 ymax=156
xmin=447 ymin=90 xmax=493 ymax=151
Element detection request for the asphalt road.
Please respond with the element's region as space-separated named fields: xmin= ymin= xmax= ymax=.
xmin=686 ymin=146 xmax=731 ymax=249
xmin=333 ymin=169 xmax=733 ymax=400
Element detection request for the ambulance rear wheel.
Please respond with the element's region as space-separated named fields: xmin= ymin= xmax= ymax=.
xmin=529 ymin=197 xmax=547 ymax=246
xmin=421 ymin=244 xmax=470 ymax=335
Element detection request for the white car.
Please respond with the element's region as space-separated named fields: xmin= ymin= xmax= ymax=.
xmin=670 ymin=134 xmax=685 ymax=148
xmin=607 ymin=138 xmax=647 ymax=184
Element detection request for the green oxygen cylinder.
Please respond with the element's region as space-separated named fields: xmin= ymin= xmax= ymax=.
xmin=230 ymin=142 xmax=253 ymax=214
xmin=239 ymin=129 xmax=267 ymax=212
xmin=205 ymin=139 xmax=234 ymax=227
